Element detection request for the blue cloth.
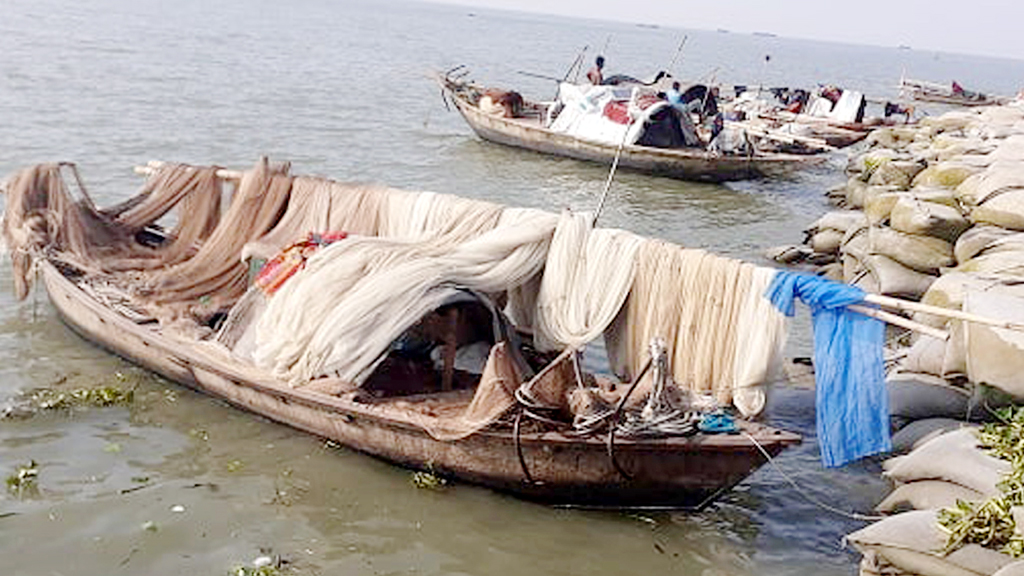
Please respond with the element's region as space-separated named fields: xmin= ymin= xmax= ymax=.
xmin=666 ymin=88 xmax=683 ymax=107
xmin=766 ymin=271 xmax=890 ymax=468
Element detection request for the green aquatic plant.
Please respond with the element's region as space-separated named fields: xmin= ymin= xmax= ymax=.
xmin=5 ymin=461 xmax=39 ymax=497
xmin=410 ymin=469 xmax=447 ymax=490
xmin=937 ymin=405 xmax=1024 ymax=557
xmin=29 ymin=385 xmax=134 ymax=411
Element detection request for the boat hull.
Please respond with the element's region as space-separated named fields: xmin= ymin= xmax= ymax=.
xmin=449 ymin=94 xmax=820 ymax=183
xmin=41 ymin=262 xmax=799 ymax=509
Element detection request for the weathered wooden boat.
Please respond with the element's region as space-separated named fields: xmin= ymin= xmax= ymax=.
xmin=438 ymin=70 xmax=822 ymax=183
xmin=2 ymin=160 xmax=800 ymax=509
xmin=899 ymin=76 xmax=1007 ymax=107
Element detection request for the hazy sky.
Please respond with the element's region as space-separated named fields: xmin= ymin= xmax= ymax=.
xmin=430 ymin=0 xmax=1024 ymax=61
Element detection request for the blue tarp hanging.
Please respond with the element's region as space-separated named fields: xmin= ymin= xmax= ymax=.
xmin=766 ymin=271 xmax=890 ymax=468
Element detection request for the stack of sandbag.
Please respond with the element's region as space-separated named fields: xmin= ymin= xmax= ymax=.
xmin=770 ymin=103 xmax=1024 ymax=420
xmin=851 ymin=426 xmax=1024 ymax=576
xmin=847 ymin=509 xmax=1019 ymax=576
xmin=876 ymin=428 xmax=1002 ymax=513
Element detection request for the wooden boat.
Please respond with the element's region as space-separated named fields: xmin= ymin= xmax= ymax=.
xmin=438 ymin=71 xmax=822 ymax=183
xmin=2 ymin=160 xmax=800 ymax=509
xmin=899 ymin=76 xmax=1007 ymax=107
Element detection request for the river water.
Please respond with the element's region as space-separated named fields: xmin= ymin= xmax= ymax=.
xmin=2 ymin=1 xmax=1023 ymax=574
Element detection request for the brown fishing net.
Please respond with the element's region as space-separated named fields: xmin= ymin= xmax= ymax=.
xmin=1 ymin=158 xmax=293 ymax=325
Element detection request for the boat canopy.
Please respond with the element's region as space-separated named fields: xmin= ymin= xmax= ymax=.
xmin=548 ymin=83 xmax=698 ymax=148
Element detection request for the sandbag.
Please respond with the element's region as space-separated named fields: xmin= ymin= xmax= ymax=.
xmin=848 ymin=181 xmax=899 ymax=209
xmin=864 ymin=192 xmax=903 ymax=226
xmin=869 ymin=226 xmax=955 ymax=273
xmin=883 ymin=428 xmax=1009 ymax=496
xmin=810 ymin=228 xmax=845 ymax=254
xmin=965 ymin=289 xmax=1024 ymax=399
xmin=847 ymin=509 xmax=1014 ymax=576
xmin=958 ymin=168 xmax=1024 ymax=208
xmin=875 ymin=480 xmax=985 ymax=513
xmin=865 ymin=127 xmax=921 ymax=151
xmin=890 ymin=417 xmax=972 ymax=454
xmin=971 ymin=189 xmax=1024 ymax=231
xmin=993 ymin=561 xmax=1024 ymax=576
xmin=888 ymin=372 xmax=971 ymax=421
xmin=869 ymin=160 xmax=925 ymax=190
xmin=920 ymin=111 xmax=980 ymax=134
xmin=913 ymin=163 xmax=981 ymax=190
xmin=890 ymin=196 xmax=970 ymax=242
xmin=810 ymin=210 xmax=869 ymax=234
xmin=955 ymin=250 xmax=1024 ymax=275
xmin=860 ymin=253 xmax=936 ymax=299
xmin=955 ymin=226 xmax=1022 ymax=264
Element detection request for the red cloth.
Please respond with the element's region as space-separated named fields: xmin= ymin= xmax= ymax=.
xmin=255 ymin=231 xmax=348 ymax=296
xmin=603 ymin=101 xmax=630 ymax=124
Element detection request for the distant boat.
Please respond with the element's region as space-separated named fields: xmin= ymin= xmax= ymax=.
xmin=717 ymin=28 xmax=730 ymax=33
xmin=636 ymin=23 xmax=659 ymax=29
xmin=753 ymin=31 xmax=777 ymax=38
xmin=899 ymin=76 xmax=1008 ymax=107
xmin=898 ymin=45 xmax=911 ymax=50
xmin=437 ymin=69 xmax=825 ymax=182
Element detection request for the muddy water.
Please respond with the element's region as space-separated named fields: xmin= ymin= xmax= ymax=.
xmin=3 ymin=0 xmax=1023 ymax=574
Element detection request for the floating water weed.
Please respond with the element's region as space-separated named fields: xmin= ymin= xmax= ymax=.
xmin=5 ymin=460 xmax=39 ymax=497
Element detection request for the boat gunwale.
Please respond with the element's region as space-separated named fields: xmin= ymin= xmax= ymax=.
xmin=39 ymin=260 xmax=800 ymax=453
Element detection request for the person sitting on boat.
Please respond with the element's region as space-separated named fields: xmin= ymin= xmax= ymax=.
xmin=586 ymin=56 xmax=604 ymax=85
xmin=666 ymin=81 xmax=684 ymax=108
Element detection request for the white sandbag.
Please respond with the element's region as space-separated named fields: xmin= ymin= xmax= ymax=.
xmin=865 ymin=192 xmax=903 ymax=226
xmin=901 ymin=336 xmax=949 ymax=377
xmin=955 ymin=226 xmax=1022 ymax=264
xmin=891 ymin=196 xmax=970 ymax=242
xmin=875 ymin=480 xmax=985 ymax=513
xmin=913 ymin=163 xmax=982 ymax=190
xmin=869 ymin=226 xmax=955 ymax=273
xmin=965 ymin=289 xmax=1024 ymax=399
xmin=993 ymin=561 xmax=1024 ymax=576
xmin=944 ymin=319 xmax=967 ymax=378
xmin=846 ymin=509 xmax=1014 ymax=576
xmin=920 ymin=111 xmax=981 ymax=134
xmin=957 ymin=168 xmax=1024 ymax=208
xmin=955 ymin=250 xmax=1024 ymax=275
xmin=810 ymin=229 xmax=843 ymax=254
xmin=888 ymin=372 xmax=971 ymax=420
xmin=861 ymin=253 xmax=936 ymax=299
xmin=883 ymin=428 xmax=1009 ymax=496
xmin=869 ymin=160 xmax=925 ymax=190
xmin=848 ymin=181 xmax=899 ymax=209
xmin=865 ymin=127 xmax=920 ymax=150
xmin=890 ymin=417 xmax=972 ymax=454
xmin=810 ymin=210 xmax=869 ymax=234
xmin=972 ymin=189 xmax=1024 ymax=231
xmin=818 ymin=262 xmax=844 ymax=282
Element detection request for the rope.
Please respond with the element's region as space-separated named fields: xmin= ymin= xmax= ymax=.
xmin=742 ymin=432 xmax=884 ymax=522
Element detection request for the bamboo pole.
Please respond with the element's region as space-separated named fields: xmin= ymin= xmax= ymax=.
xmin=863 ymin=293 xmax=1024 ymax=333
xmin=133 ymin=160 xmax=243 ymax=181
xmin=847 ymin=304 xmax=949 ymax=341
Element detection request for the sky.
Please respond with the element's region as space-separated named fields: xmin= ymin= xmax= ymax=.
xmin=429 ymin=0 xmax=1024 ymax=61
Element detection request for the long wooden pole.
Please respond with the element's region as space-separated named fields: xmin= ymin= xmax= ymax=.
xmin=864 ymin=293 xmax=1024 ymax=332
xmin=847 ymin=304 xmax=949 ymax=341
xmin=134 ymin=161 xmax=242 ymax=181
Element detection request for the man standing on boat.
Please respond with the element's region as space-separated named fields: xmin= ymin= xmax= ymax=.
xmin=586 ymin=56 xmax=604 ymax=85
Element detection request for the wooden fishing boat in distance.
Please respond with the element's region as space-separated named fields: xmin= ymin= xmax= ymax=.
xmin=438 ymin=72 xmax=822 ymax=183
xmin=4 ymin=160 xmax=800 ymax=509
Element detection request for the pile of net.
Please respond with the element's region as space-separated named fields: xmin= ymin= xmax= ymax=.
xmin=2 ymin=158 xmax=804 ymax=419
